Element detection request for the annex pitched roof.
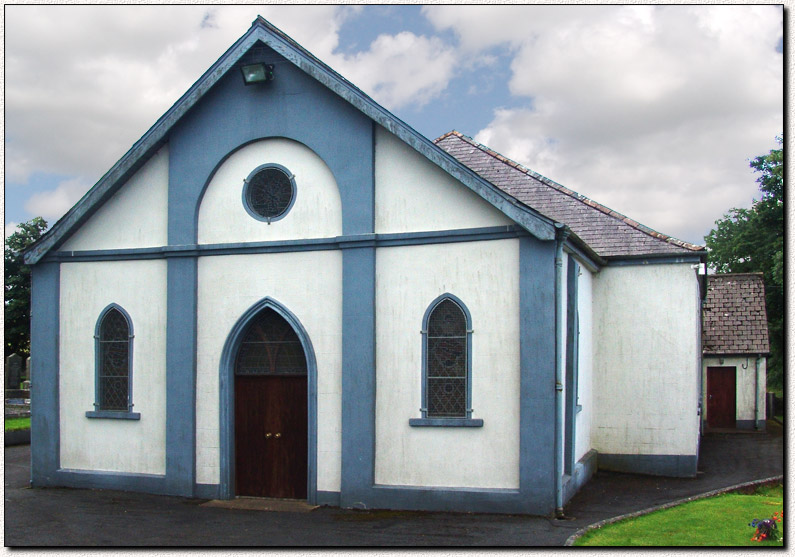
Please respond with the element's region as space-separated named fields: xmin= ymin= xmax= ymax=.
xmin=24 ymin=17 xmax=559 ymax=265
xmin=702 ymin=273 xmax=770 ymax=355
xmin=435 ymin=131 xmax=706 ymax=259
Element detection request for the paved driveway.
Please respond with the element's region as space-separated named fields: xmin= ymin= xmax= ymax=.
xmin=4 ymin=422 xmax=783 ymax=546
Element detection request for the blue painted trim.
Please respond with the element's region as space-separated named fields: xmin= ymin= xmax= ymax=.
xmin=23 ymin=17 xmax=556 ymax=265
xmin=177 ymin=63 xmax=374 ymax=243
xmin=419 ymin=293 xmax=474 ymax=420
xmin=339 ymin=246 xmax=376 ymax=508
xmin=563 ymin=240 xmax=603 ymax=272
xmin=317 ymin=490 xmax=341 ymax=507
xmin=54 ymin=468 xmax=167 ymax=494
xmin=92 ymin=303 xmax=135 ymax=413
xmin=598 ymin=453 xmax=698 ymax=478
xmin=46 ymin=226 xmax=528 ymax=263
xmin=218 ymin=297 xmax=318 ymax=503
xmin=85 ymin=410 xmax=141 ymax=420
xmin=241 ymin=162 xmax=297 ymax=223
xmin=607 ymin=255 xmax=704 ymax=266
xmin=165 ymin=257 xmax=197 ymax=497
xmin=375 ymin=226 xmax=527 ymax=247
xmin=518 ymin=236 xmax=557 ymax=513
xmin=195 ymin=483 xmax=221 ymax=500
xmin=409 ymin=418 xmax=483 ymax=427
xmin=564 ymin=257 xmax=579 ymax=475
xmin=30 ymin=262 xmax=61 ymax=487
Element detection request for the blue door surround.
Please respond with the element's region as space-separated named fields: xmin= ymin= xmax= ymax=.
xmin=216 ymin=297 xmax=319 ymax=502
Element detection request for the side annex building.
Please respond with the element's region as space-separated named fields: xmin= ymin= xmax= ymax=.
xmin=25 ymin=18 xmax=707 ymax=516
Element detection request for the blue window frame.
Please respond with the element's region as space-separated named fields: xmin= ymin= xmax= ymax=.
xmin=241 ymin=163 xmax=297 ymax=223
xmin=86 ymin=304 xmax=140 ymax=420
xmin=409 ymin=293 xmax=483 ymax=427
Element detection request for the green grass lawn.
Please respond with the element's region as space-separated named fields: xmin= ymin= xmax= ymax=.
xmin=4 ymin=417 xmax=31 ymax=432
xmin=575 ymin=484 xmax=784 ymax=546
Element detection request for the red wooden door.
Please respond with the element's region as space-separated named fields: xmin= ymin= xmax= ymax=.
xmin=707 ymin=366 xmax=736 ymax=429
xmin=234 ymin=308 xmax=308 ymax=499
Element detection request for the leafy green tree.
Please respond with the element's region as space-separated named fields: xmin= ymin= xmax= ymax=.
xmin=5 ymin=217 xmax=48 ymax=358
xmin=705 ymin=137 xmax=784 ymax=389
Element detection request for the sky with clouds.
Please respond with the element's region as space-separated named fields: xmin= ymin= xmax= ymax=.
xmin=4 ymin=4 xmax=784 ymax=245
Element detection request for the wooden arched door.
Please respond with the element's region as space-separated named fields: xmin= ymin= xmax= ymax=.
xmin=234 ymin=308 xmax=308 ymax=498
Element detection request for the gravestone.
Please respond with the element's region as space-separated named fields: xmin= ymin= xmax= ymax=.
xmin=24 ymin=356 xmax=31 ymax=381
xmin=5 ymin=353 xmax=22 ymax=390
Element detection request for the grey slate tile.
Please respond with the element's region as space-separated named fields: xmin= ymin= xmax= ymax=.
xmin=435 ymin=131 xmax=705 ymax=259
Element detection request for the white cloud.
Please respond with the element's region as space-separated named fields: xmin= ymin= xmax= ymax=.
xmin=425 ymin=5 xmax=783 ymax=244
xmin=5 ymin=5 xmax=457 ymax=218
xmin=24 ymin=178 xmax=92 ymax=222
xmin=5 ymin=222 xmax=20 ymax=238
xmin=5 ymin=6 xmax=783 ymax=246
xmin=331 ymin=32 xmax=458 ymax=110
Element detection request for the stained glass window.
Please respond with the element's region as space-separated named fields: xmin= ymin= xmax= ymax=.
xmin=425 ymin=298 xmax=469 ymax=418
xmin=97 ymin=307 xmax=131 ymax=411
xmin=235 ymin=308 xmax=307 ymax=376
xmin=243 ymin=165 xmax=295 ymax=221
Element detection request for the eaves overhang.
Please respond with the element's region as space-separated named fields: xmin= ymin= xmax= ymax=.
xmin=24 ymin=16 xmax=556 ymax=265
xmin=604 ymin=250 xmax=708 ymax=267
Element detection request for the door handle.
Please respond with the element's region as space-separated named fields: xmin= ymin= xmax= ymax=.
xmin=265 ymin=432 xmax=272 ymax=438
xmin=275 ymin=433 xmax=281 ymax=438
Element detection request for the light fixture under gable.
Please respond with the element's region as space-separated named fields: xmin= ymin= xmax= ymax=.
xmin=241 ymin=63 xmax=274 ymax=85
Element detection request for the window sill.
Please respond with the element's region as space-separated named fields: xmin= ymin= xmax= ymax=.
xmin=409 ymin=418 xmax=484 ymax=428
xmin=85 ymin=410 xmax=141 ymax=420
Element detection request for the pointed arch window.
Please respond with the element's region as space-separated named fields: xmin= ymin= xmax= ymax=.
xmin=409 ymin=294 xmax=483 ymax=427
xmin=86 ymin=304 xmax=140 ymax=420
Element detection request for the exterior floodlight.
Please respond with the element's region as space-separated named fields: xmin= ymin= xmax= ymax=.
xmin=241 ymin=63 xmax=274 ymax=85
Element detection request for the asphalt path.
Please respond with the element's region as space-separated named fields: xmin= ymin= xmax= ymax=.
xmin=3 ymin=421 xmax=783 ymax=546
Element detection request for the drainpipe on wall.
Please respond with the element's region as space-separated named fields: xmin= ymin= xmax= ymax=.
xmin=754 ymin=355 xmax=761 ymax=429
xmin=554 ymin=224 xmax=569 ymax=518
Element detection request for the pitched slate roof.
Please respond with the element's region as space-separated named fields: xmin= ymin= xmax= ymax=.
xmin=702 ymin=273 xmax=770 ymax=355
xmin=435 ymin=131 xmax=705 ymax=259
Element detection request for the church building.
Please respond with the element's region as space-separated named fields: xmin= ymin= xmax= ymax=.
xmin=25 ymin=17 xmax=707 ymax=516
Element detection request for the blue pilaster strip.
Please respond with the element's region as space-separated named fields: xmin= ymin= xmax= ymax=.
xmin=339 ymin=245 xmax=376 ymax=507
xmin=30 ymin=262 xmax=61 ymax=486
xmin=163 ymin=44 xmax=373 ymax=497
xmin=518 ymin=236 xmax=557 ymax=513
xmin=164 ymin=256 xmax=197 ymax=496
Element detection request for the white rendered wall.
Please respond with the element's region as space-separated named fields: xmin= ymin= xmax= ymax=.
xmin=592 ymin=264 xmax=700 ymax=457
xmin=374 ymin=239 xmax=520 ymax=489
xmin=198 ymin=138 xmax=342 ymax=244
xmin=195 ymin=252 xmax=342 ymax=492
xmin=59 ymin=260 xmax=167 ymax=474
xmin=702 ymin=356 xmax=767 ymax=424
xmin=61 ymin=147 xmax=169 ymax=251
xmin=574 ymin=264 xmax=594 ymax=462
xmin=374 ymin=126 xmax=514 ymax=234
